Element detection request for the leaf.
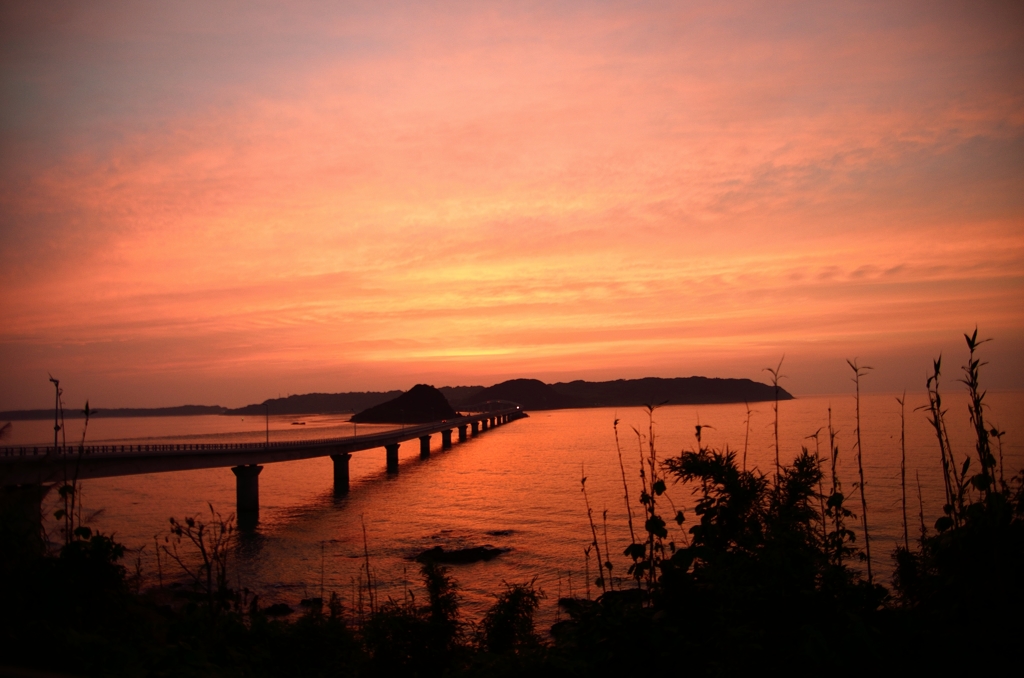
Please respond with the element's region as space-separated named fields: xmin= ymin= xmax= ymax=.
xmin=935 ymin=516 xmax=954 ymax=533
xmin=624 ymin=543 xmax=646 ymax=560
xmin=653 ymin=480 xmax=666 ymax=496
xmin=644 ymin=516 xmax=668 ymax=539
xmin=674 ymin=510 xmax=685 ymax=525
xmin=53 ymin=509 xmax=66 ymax=520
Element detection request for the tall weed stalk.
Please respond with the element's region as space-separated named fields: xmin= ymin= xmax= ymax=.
xmin=847 ymin=358 xmax=873 ymax=583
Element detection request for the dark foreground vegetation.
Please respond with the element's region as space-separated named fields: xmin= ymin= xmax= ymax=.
xmin=1 ymin=331 xmax=1020 ymax=676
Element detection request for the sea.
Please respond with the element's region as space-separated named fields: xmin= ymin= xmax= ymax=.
xmin=5 ymin=390 xmax=1022 ymax=628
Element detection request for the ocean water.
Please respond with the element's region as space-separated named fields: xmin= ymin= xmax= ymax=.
xmin=8 ymin=391 xmax=1022 ymax=627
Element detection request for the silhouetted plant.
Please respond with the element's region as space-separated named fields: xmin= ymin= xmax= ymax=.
xmin=53 ymin=400 xmax=95 ymax=548
xmin=422 ymin=561 xmax=462 ymax=655
xmin=897 ymin=391 xmax=909 ymax=550
xmin=961 ymin=327 xmax=996 ymax=498
xmin=990 ymin=424 xmax=1007 ymax=490
xmin=825 ymin=407 xmax=856 ymax=567
xmin=763 ymin=357 xmax=785 ymax=482
xmin=893 ymin=330 xmax=1023 ymax=661
xmin=847 ymin=358 xmax=874 ymax=583
xmin=628 ymin=405 xmax=671 ymax=592
xmin=806 ymin=428 xmax=828 ymax=544
xmin=742 ymin=401 xmax=754 ymax=472
xmin=360 ymin=561 xmax=466 ymax=675
xmin=613 ymin=417 xmax=641 ymax=584
xmin=923 ymin=356 xmax=966 ymax=531
xmin=479 ymin=579 xmax=543 ymax=655
xmin=580 ymin=465 xmax=608 ymax=594
xmin=162 ymin=503 xmax=236 ymax=612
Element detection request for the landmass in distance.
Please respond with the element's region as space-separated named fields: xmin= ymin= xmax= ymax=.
xmin=0 ymin=376 xmax=792 ymax=421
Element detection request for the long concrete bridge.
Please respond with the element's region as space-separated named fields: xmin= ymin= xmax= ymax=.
xmin=0 ymin=407 xmax=524 ymax=528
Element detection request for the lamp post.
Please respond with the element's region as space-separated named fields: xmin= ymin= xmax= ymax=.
xmin=265 ymin=403 xmax=269 ymax=446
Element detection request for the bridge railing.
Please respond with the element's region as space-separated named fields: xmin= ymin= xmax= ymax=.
xmin=1 ymin=440 xmax=347 ymax=457
xmin=0 ymin=408 xmax=522 ymax=458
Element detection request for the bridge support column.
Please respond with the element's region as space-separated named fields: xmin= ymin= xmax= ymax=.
xmin=331 ymin=453 xmax=351 ymax=494
xmin=471 ymin=421 xmax=479 ymax=436
xmin=232 ymin=465 xmax=263 ymax=527
xmin=419 ymin=435 xmax=431 ymax=459
xmin=386 ymin=443 xmax=400 ymax=473
xmin=481 ymin=419 xmax=488 ymax=431
xmin=441 ymin=429 xmax=452 ymax=449
xmin=458 ymin=425 xmax=467 ymax=442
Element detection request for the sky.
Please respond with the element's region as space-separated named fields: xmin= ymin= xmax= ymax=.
xmin=1 ymin=0 xmax=1022 ymax=410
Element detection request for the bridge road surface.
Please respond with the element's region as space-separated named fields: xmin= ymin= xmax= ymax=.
xmin=0 ymin=407 xmax=524 ymax=524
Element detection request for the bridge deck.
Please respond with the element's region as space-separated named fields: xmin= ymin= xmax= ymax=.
xmin=0 ymin=408 xmax=522 ymax=486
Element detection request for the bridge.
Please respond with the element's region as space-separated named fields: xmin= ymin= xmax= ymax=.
xmin=0 ymin=406 xmax=524 ymax=530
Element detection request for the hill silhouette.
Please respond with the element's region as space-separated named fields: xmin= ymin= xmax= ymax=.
xmin=551 ymin=376 xmax=790 ymax=407
xmin=460 ymin=378 xmax=578 ymax=411
xmin=449 ymin=376 xmax=791 ymax=410
xmin=350 ymin=384 xmax=458 ymax=424
xmin=1 ymin=377 xmax=789 ymax=421
xmin=227 ymin=391 xmax=402 ymax=416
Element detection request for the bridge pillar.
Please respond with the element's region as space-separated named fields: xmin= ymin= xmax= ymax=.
xmin=419 ymin=435 xmax=431 ymax=459
xmin=458 ymin=425 xmax=467 ymax=442
xmin=232 ymin=465 xmax=263 ymax=527
xmin=471 ymin=421 xmax=479 ymax=436
xmin=441 ymin=429 xmax=453 ymax=449
xmin=481 ymin=418 xmax=488 ymax=431
xmin=331 ymin=453 xmax=351 ymax=494
xmin=386 ymin=443 xmax=400 ymax=473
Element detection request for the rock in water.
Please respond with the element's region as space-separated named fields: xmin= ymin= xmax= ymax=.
xmin=415 ymin=545 xmax=508 ymax=564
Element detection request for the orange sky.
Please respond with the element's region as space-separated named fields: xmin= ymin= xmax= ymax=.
xmin=1 ymin=0 xmax=1022 ymax=409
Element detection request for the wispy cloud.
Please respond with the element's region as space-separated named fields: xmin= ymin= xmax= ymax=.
xmin=1 ymin=0 xmax=1022 ymax=407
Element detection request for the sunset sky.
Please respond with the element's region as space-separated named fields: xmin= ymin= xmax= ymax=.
xmin=1 ymin=0 xmax=1022 ymax=410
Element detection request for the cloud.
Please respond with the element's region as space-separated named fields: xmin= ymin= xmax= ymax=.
xmin=1 ymin=0 xmax=1022 ymax=407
